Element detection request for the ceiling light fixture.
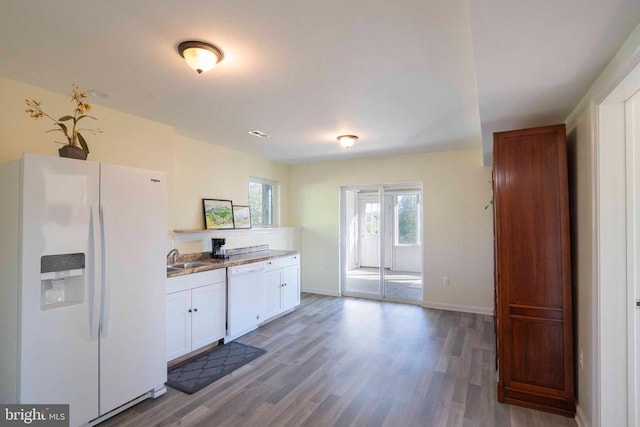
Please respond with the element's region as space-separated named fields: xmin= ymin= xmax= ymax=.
xmin=337 ymin=134 xmax=358 ymax=149
xmin=248 ymin=130 xmax=271 ymax=138
xmin=177 ymin=40 xmax=224 ymax=74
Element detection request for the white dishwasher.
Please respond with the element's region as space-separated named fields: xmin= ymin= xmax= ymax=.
xmin=225 ymin=261 xmax=265 ymax=343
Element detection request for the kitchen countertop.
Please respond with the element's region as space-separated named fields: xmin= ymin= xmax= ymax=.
xmin=167 ymin=250 xmax=298 ymax=278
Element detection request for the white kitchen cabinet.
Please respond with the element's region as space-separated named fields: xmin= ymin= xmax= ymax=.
xmin=191 ymin=283 xmax=226 ymax=350
xmin=262 ymin=254 xmax=300 ymax=323
xmin=263 ymin=269 xmax=283 ymax=320
xmin=166 ymin=291 xmax=192 ymax=361
xmin=166 ymin=269 xmax=226 ymax=361
xmin=281 ymin=263 xmax=300 ymax=310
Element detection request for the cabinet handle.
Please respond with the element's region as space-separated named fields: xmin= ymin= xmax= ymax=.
xmin=188 ymin=309 xmax=192 ymax=313
xmin=193 ymin=308 xmax=198 ymax=312
xmin=284 ymin=283 xmax=287 ymax=287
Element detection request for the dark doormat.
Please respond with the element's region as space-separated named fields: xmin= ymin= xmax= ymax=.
xmin=166 ymin=342 xmax=267 ymax=394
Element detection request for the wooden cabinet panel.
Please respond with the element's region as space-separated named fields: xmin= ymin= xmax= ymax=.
xmin=493 ymin=124 xmax=574 ymax=417
xmin=508 ymin=318 xmax=565 ymax=390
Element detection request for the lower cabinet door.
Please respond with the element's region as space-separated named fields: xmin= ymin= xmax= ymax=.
xmin=263 ymin=270 xmax=282 ymax=321
xmin=282 ymin=264 xmax=300 ymax=310
xmin=166 ymin=290 xmax=192 ymax=361
xmin=191 ymin=283 xmax=226 ymax=350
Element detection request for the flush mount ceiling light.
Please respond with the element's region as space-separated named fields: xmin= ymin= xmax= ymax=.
xmin=337 ymin=134 xmax=358 ymax=149
xmin=177 ymin=40 xmax=224 ymax=74
xmin=248 ymin=130 xmax=271 ymax=139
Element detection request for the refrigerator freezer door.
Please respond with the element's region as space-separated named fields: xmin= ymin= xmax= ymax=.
xmin=98 ymin=163 xmax=167 ymax=416
xmin=20 ymin=154 xmax=100 ymax=426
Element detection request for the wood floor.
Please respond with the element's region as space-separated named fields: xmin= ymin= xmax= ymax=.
xmin=100 ymin=294 xmax=577 ymax=427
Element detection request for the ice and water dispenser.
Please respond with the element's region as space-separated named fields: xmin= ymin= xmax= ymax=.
xmin=40 ymin=253 xmax=85 ymax=309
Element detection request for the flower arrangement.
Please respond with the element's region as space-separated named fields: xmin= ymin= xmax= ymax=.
xmin=25 ymin=84 xmax=102 ymax=153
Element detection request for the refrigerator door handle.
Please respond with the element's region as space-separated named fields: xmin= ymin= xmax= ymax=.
xmin=100 ymin=203 xmax=112 ymax=338
xmin=90 ymin=203 xmax=101 ymax=340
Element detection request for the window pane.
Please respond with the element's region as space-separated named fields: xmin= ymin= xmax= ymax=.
xmin=248 ymin=180 xmax=275 ymax=226
xmin=249 ymin=182 xmax=264 ymax=224
xmin=397 ymin=195 xmax=418 ymax=244
xmin=263 ymin=184 xmax=272 ymax=225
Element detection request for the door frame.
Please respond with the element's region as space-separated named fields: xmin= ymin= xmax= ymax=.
xmin=341 ymin=184 xmax=384 ymax=297
xmin=339 ymin=182 xmax=424 ymax=303
xmin=593 ymin=44 xmax=640 ymax=427
xmin=625 ymin=87 xmax=640 ymax=427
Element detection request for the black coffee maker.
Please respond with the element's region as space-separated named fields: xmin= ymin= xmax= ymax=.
xmin=211 ymin=238 xmax=227 ymax=259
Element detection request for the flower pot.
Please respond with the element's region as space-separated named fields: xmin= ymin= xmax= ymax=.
xmin=58 ymin=145 xmax=88 ymax=160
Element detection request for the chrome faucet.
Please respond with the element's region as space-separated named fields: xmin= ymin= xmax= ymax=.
xmin=167 ymin=249 xmax=179 ymax=264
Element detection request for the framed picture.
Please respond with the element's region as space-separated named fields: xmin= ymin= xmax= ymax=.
xmin=202 ymin=199 xmax=234 ymax=229
xmin=233 ymin=205 xmax=252 ymax=229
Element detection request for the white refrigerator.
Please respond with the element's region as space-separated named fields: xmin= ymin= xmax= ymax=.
xmin=0 ymin=153 xmax=167 ymax=426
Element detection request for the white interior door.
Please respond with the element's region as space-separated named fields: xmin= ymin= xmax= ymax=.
xmin=358 ymin=196 xmax=380 ymax=267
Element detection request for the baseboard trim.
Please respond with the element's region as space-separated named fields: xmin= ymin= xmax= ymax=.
xmin=422 ymin=301 xmax=494 ymax=316
xmin=575 ymin=404 xmax=588 ymax=427
xmin=301 ymin=288 xmax=341 ymax=297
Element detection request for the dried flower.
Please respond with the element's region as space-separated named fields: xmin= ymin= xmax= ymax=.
xmin=25 ymin=84 xmax=102 ymax=152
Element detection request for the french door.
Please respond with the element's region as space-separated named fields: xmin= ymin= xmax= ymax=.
xmin=340 ymin=184 xmax=423 ymax=303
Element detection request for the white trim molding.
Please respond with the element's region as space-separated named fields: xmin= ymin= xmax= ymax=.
xmin=172 ymin=226 xmax=301 ymax=240
xmin=576 ymin=404 xmax=589 ymax=427
xmin=422 ymin=301 xmax=494 ymax=316
xmin=301 ymin=288 xmax=341 ymax=297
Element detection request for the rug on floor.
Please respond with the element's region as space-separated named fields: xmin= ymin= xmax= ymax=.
xmin=166 ymin=342 xmax=267 ymax=394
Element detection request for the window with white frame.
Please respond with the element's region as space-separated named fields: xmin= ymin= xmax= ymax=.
xmin=248 ymin=177 xmax=278 ymax=227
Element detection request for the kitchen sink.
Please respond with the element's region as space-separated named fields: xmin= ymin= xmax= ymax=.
xmin=168 ymin=262 xmax=210 ymax=269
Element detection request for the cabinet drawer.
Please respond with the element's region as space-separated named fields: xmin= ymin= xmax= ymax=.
xmin=264 ymin=254 xmax=300 ymax=271
xmin=167 ymin=268 xmax=226 ymax=294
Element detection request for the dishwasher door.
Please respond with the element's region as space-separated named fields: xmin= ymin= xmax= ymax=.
xmin=225 ymin=262 xmax=265 ymax=343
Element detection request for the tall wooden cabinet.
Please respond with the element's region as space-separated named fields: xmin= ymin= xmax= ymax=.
xmin=493 ymin=124 xmax=575 ymax=417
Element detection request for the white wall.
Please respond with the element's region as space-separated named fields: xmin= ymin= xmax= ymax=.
xmin=566 ymin=103 xmax=596 ymax=427
xmin=172 ymin=228 xmax=301 ymax=255
xmin=0 ymin=77 xmax=295 ymax=256
xmin=291 ymin=149 xmax=494 ymax=313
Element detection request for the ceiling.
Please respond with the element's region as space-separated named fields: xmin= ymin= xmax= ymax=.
xmin=1 ymin=1 xmax=639 ymax=165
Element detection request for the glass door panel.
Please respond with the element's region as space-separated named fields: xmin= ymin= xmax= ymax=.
xmin=382 ymin=187 xmax=422 ymax=302
xmin=344 ymin=190 xmax=381 ymax=296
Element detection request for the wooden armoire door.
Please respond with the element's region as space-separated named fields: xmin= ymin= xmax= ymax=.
xmin=493 ymin=124 xmax=574 ymax=417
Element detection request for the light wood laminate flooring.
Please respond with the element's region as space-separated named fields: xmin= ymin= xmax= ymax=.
xmin=100 ymin=294 xmax=576 ymax=427
xmin=345 ymin=267 xmax=422 ymax=301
